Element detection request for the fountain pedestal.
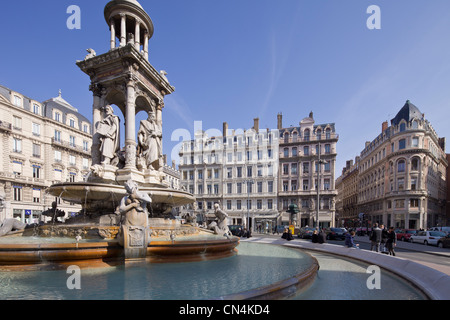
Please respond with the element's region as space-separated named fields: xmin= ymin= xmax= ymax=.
xmin=121 ymin=225 xmax=150 ymax=260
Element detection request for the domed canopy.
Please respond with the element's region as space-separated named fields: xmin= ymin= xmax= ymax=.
xmin=105 ymin=0 xmax=154 ymax=41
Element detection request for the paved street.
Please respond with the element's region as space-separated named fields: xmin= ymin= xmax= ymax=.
xmin=249 ymin=232 xmax=450 ymax=275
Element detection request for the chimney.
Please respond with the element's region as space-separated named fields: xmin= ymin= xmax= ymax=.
xmin=253 ymin=118 xmax=259 ymax=133
xmin=223 ymin=122 xmax=229 ymax=137
xmin=382 ymin=121 xmax=388 ymax=133
xmin=277 ymin=113 xmax=283 ymax=130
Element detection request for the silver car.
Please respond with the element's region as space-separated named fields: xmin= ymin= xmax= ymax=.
xmin=410 ymin=231 xmax=446 ymax=246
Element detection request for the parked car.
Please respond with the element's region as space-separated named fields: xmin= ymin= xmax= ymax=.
xmin=410 ymin=231 xmax=446 ymax=246
xmin=325 ymin=228 xmax=348 ymax=240
xmin=228 ymin=225 xmax=244 ymax=236
xmin=395 ymin=229 xmax=417 ymax=242
xmin=437 ymin=234 xmax=450 ymax=248
xmin=298 ymin=227 xmax=316 ymax=239
xmin=429 ymin=227 xmax=450 ymax=234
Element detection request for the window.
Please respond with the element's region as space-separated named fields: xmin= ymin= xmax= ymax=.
xmin=399 ymin=123 xmax=406 ymax=132
xmin=83 ymin=124 xmax=89 ymax=133
xmin=237 ymin=167 xmax=242 ymax=178
xmin=32 ymin=144 xmax=41 ymax=158
xmin=291 ymin=180 xmax=297 ymax=191
xmin=411 ymin=158 xmax=419 ymax=171
xmin=227 ymin=183 xmax=232 ymax=194
xmin=268 ymin=181 xmax=274 ymax=193
xmin=227 ymin=167 xmax=232 ymax=178
xmin=69 ymin=118 xmax=76 ymax=128
xmin=32 ymin=123 xmax=41 ymax=136
xmin=13 ymin=186 xmax=22 ymax=201
xmin=304 ymin=129 xmax=310 ymax=141
xmin=54 ymin=130 xmax=61 ymax=142
xmin=70 ymin=136 xmax=76 ymax=147
xmin=291 ymin=163 xmax=297 ymax=175
xmin=283 ymin=164 xmax=289 ymax=175
xmin=284 ymin=148 xmax=289 ymax=157
xmin=69 ymin=155 xmax=76 ymax=165
xmin=303 ymin=162 xmax=310 ymax=174
xmin=292 ymin=147 xmax=297 ymax=157
xmin=33 ymin=104 xmax=41 ymax=115
xmin=33 ymin=189 xmax=41 ymax=203
xmin=13 ymin=161 xmax=22 ymax=176
xmin=316 ymin=130 xmax=322 ymax=140
xmin=412 ymin=137 xmax=419 ymax=147
xmin=83 ymin=158 xmax=89 ymax=169
xmin=13 ymin=138 xmax=22 ymax=153
xmin=237 ymin=183 xmax=242 ymax=194
xmin=32 ymin=166 xmax=41 ymax=179
xmin=283 ymin=181 xmax=289 ymax=192
xmin=55 ymin=151 xmax=62 ymax=162
xmin=324 ymin=179 xmax=330 ymax=190
xmin=411 ymin=178 xmax=417 ymax=191
xmin=326 ymin=128 xmax=331 ymax=139
xmin=257 ymin=166 xmax=263 ymax=177
xmin=55 ymin=112 xmax=61 ymax=122
xmin=304 ymin=146 xmax=309 ymax=156
xmin=69 ymin=173 xmax=76 ymax=183
xmin=257 ymin=200 xmax=262 ymax=210
xmin=13 ymin=116 xmax=22 ymax=130
xmin=83 ymin=141 xmax=89 ymax=151
xmin=247 ymin=166 xmax=252 ymax=177
xmin=237 ymin=200 xmax=242 ymax=210
xmin=325 ymin=144 xmax=331 ymax=154
xmin=324 ymin=162 xmax=330 ymax=172
xmin=268 ymin=199 xmax=273 ymax=210
xmin=214 ymin=184 xmax=219 ymax=194
xmin=14 ymin=96 xmax=22 ymax=107
xmin=399 ymin=139 xmax=406 ymax=150
xmin=227 ymin=200 xmax=232 ymax=210
xmin=303 ymin=180 xmax=309 ymax=191
xmin=395 ymin=199 xmax=405 ymax=208
xmin=198 ymin=184 xmax=203 ymax=194
xmin=397 ymin=178 xmax=405 ymax=191
xmin=397 ymin=160 xmax=405 ymax=172
xmin=247 ymin=200 xmax=252 ymax=210
xmin=268 ymin=149 xmax=273 ymax=159
xmin=410 ymin=199 xmax=419 ymax=208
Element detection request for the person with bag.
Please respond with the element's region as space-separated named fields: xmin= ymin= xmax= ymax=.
xmin=386 ymin=227 xmax=397 ymax=256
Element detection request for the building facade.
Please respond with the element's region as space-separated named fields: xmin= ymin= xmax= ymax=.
xmin=278 ymin=112 xmax=339 ymax=228
xmin=0 ymin=85 xmax=92 ymax=223
xmin=355 ymin=101 xmax=447 ymax=229
xmin=179 ymin=119 xmax=280 ymax=231
xmin=335 ymin=158 xmax=360 ymax=227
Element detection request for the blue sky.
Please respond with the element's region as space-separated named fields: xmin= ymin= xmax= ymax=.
xmin=1 ymin=0 xmax=450 ymax=174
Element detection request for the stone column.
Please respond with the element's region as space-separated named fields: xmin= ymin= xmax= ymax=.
xmin=110 ymin=18 xmax=116 ymax=50
xmin=91 ymin=84 xmax=103 ymax=166
xmin=120 ymin=14 xmax=127 ymax=47
xmin=143 ymin=30 xmax=149 ymax=60
xmin=135 ymin=19 xmax=141 ymax=51
xmin=124 ymin=78 xmax=137 ymax=169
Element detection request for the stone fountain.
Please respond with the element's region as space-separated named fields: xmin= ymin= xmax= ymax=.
xmin=0 ymin=0 xmax=239 ymax=267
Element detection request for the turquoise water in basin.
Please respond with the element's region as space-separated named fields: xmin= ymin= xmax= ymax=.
xmin=0 ymin=242 xmax=426 ymax=300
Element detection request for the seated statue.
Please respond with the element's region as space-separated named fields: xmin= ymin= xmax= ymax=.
xmin=0 ymin=219 xmax=27 ymax=237
xmin=117 ymin=180 xmax=152 ymax=227
xmin=208 ymin=204 xmax=231 ymax=237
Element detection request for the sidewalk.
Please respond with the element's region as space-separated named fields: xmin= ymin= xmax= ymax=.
xmin=354 ymin=236 xmax=450 ymax=258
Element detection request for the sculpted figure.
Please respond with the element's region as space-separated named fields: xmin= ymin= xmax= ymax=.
xmin=0 ymin=219 xmax=27 ymax=237
xmin=137 ymin=111 xmax=163 ymax=171
xmin=97 ymin=105 xmax=120 ymax=165
xmin=208 ymin=203 xmax=231 ymax=236
xmin=84 ymin=48 xmax=96 ymax=60
xmin=118 ymin=180 xmax=152 ymax=227
xmin=42 ymin=202 xmax=66 ymax=223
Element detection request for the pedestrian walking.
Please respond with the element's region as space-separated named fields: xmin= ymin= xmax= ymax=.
xmin=386 ymin=227 xmax=397 ymax=256
xmin=369 ymin=223 xmax=382 ymax=252
xmin=380 ymin=224 xmax=388 ymax=254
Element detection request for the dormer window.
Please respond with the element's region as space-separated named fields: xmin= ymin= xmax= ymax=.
xmin=55 ymin=112 xmax=61 ymax=122
xmin=13 ymin=95 xmax=22 ymax=107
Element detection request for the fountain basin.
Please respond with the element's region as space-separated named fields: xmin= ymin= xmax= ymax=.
xmin=0 ymin=234 xmax=240 ymax=271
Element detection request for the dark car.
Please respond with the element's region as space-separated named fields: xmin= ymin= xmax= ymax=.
xmin=437 ymin=234 xmax=450 ymax=248
xmin=228 ymin=225 xmax=244 ymax=236
xmin=298 ymin=227 xmax=316 ymax=239
xmin=326 ymin=228 xmax=348 ymax=240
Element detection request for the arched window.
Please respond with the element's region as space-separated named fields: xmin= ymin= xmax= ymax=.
xmin=399 ymin=122 xmax=406 ymax=132
xmin=316 ymin=129 xmax=322 ymax=140
xmin=292 ymin=132 xmax=298 ymax=142
xmin=326 ymin=128 xmax=331 ymax=139
xmin=411 ymin=157 xmax=419 ymax=171
xmin=284 ymin=133 xmax=289 ymax=143
xmin=397 ymin=160 xmax=406 ymax=173
xmin=304 ymin=129 xmax=310 ymax=141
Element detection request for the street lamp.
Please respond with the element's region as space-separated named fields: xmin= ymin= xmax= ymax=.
xmin=316 ymin=143 xmax=328 ymax=230
xmin=245 ymin=179 xmax=254 ymax=231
